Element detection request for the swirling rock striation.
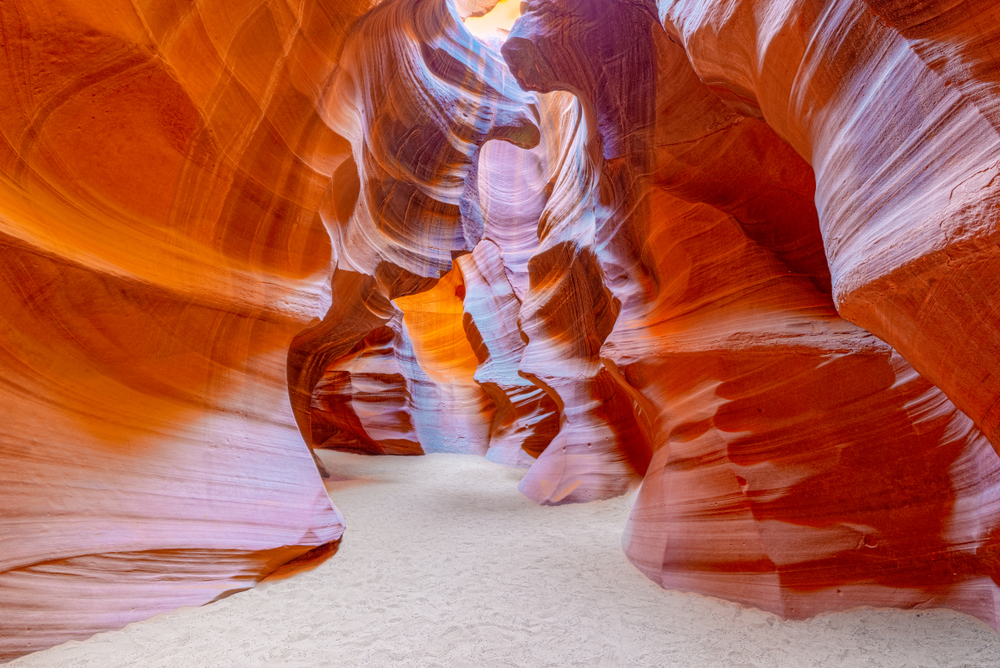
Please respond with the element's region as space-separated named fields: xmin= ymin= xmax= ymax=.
xmin=0 ymin=0 xmax=389 ymax=658
xmin=657 ymin=0 xmax=1000 ymax=448
xmin=285 ymin=0 xmax=541 ymax=462
xmin=7 ymin=0 xmax=1000 ymax=658
xmin=456 ymin=241 xmax=559 ymax=466
xmin=507 ymin=0 xmax=1000 ymax=629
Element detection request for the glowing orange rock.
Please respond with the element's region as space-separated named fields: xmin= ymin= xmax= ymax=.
xmin=311 ymin=318 xmax=425 ymax=456
xmin=509 ymin=88 xmax=654 ymax=503
xmin=0 ymin=0 xmax=375 ymax=657
xmin=285 ymin=0 xmax=539 ymax=459
xmin=658 ymin=0 xmax=1000 ymax=448
xmin=508 ymin=0 xmax=1000 ymax=629
xmin=7 ymin=0 xmax=1000 ymax=658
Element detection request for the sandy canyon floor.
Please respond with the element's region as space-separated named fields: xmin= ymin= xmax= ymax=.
xmin=10 ymin=451 xmax=1000 ymax=668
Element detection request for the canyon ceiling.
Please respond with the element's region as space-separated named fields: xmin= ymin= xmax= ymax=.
xmin=3 ymin=0 xmax=1000 ymax=660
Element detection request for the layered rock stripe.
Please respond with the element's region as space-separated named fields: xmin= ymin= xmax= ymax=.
xmin=5 ymin=0 xmax=1000 ymax=660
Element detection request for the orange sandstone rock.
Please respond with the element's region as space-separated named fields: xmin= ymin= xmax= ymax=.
xmin=456 ymin=241 xmax=559 ymax=466
xmin=509 ymin=0 xmax=1000 ymax=629
xmin=658 ymin=0 xmax=1000 ymax=448
xmin=285 ymin=0 xmax=539 ymax=459
xmin=0 ymin=0 xmax=373 ymax=658
xmin=7 ymin=0 xmax=1000 ymax=658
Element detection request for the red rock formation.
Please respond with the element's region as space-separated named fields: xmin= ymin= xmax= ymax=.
xmin=508 ymin=0 xmax=1000 ymax=630
xmin=7 ymin=0 xmax=1000 ymax=658
xmin=0 ymin=0 xmax=384 ymax=658
xmin=619 ymin=192 xmax=1000 ymax=625
xmin=456 ymin=241 xmax=559 ymax=466
xmin=285 ymin=0 xmax=540 ymax=459
xmin=657 ymin=0 xmax=1000 ymax=449
xmin=510 ymin=88 xmax=654 ymax=503
xmin=394 ymin=267 xmax=496 ymax=454
xmin=311 ymin=316 xmax=425 ymax=456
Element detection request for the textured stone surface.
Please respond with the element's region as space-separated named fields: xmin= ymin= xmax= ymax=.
xmin=507 ymin=0 xmax=1000 ymax=631
xmin=285 ymin=0 xmax=539 ymax=461
xmin=0 ymin=0 xmax=381 ymax=659
xmin=657 ymin=0 xmax=1000 ymax=448
xmin=7 ymin=0 xmax=1000 ymax=659
xmin=456 ymin=242 xmax=559 ymax=467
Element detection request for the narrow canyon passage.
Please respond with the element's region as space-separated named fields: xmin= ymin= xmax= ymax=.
xmin=10 ymin=452 xmax=1000 ymax=668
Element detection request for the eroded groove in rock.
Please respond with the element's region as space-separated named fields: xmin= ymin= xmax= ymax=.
xmin=456 ymin=241 xmax=559 ymax=467
xmin=500 ymin=83 xmax=654 ymax=503
xmin=394 ymin=267 xmax=496 ymax=454
xmin=477 ymin=130 xmax=550 ymax=301
xmin=658 ymin=0 xmax=1000 ymax=448
xmin=311 ymin=319 xmax=424 ymax=456
xmin=286 ymin=0 xmax=540 ymax=455
xmin=0 ymin=0 xmax=396 ymax=658
xmin=512 ymin=0 xmax=1000 ymax=629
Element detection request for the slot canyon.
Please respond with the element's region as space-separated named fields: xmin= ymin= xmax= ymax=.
xmin=4 ymin=0 xmax=1000 ymax=664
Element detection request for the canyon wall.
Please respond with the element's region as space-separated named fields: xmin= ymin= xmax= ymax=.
xmin=657 ymin=0 xmax=1000 ymax=448
xmin=0 ymin=0 xmax=381 ymax=659
xmin=0 ymin=0 xmax=549 ymax=658
xmin=507 ymin=0 xmax=1000 ymax=630
xmin=6 ymin=0 xmax=1000 ymax=659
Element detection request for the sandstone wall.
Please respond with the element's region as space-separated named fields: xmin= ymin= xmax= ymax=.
xmin=7 ymin=0 xmax=1000 ymax=658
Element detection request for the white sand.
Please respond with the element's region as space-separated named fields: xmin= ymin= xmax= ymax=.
xmin=11 ymin=451 xmax=1000 ymax=668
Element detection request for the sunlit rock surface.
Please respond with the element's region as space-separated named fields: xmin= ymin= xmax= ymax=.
xmin=456 ymin=242 xmax=559 ymax=467
xmin=6 ymin=0 xmax=1000 ymax=660
xmin=657 ymin=0 xmax=1000 ymax=448
xmin=0 ymin=0 xmax=379 ymax=659
xmin=311 ymin=314 xmax=426 ymax=456
xmin=284 ymin=0 xmax=539 ymax=463
xmin=508 ymin=0 xmax=1000 ymax=631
